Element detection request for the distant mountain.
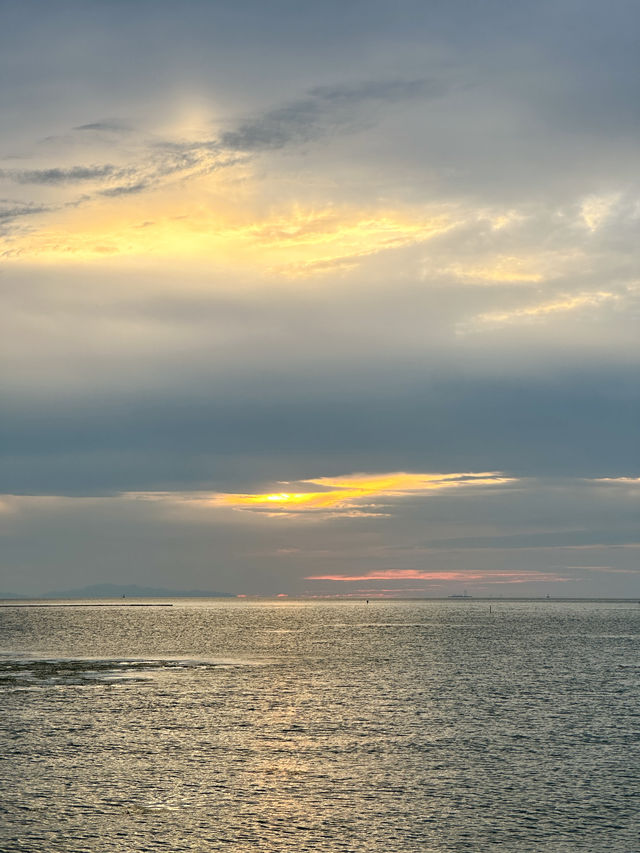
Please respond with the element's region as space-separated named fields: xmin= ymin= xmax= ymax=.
xmin=41 ymin=583 xmax=235 ymax=599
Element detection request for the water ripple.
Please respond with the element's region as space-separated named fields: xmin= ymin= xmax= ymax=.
xmin=1 ymin=601 xmax=638 ymax=852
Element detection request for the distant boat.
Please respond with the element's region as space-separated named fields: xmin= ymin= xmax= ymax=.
xmin=448 ymin=593 xmax=473 ymax=599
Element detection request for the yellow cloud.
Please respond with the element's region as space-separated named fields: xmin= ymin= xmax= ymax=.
xmin=442 ymin=255 xmax=543 ymax=283
xmin=473 ymin=290 xmax=617 ymax=326
xmin=430 ymin=240 xmax=590 ymax=286
xmin=116 ymin=472 xmax=515 ymax=521
xmin=1 ymin=163 xmax=454 ymax=279
xmin=581 ymin=193 xmax=619 ymax=231
xmin=212 ymin=470 xmax=515 ymax=516
xmin=243 ymin=209 xmax=455 ymax=277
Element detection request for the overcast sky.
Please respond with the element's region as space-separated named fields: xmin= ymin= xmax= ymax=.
xmin=1 ymin=0 xmax=638 ymax=597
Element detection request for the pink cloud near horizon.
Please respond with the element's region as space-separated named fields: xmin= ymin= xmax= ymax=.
xmin=305 ymin=569 xmax=571 ymax=583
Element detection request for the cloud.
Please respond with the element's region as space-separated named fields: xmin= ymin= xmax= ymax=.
xmin=60 ymin=471 xmax=514 ymax=525
xmin=211 ymin=471 xmax=515 ymax=518
xmin=466 ymin=290 xmax=619 ymax=329
xmin=98 ymin=180 xmax=150 ymax=197
xmin=0 ymin=189 xmax=455 ymax=264
xmin=2 ymin=165 xmax=117 ymax=184
xmin=1 ymin=0 xmax=639 ymax=597
xmin=219 ymin=79 xmax=443 ymax=152
xmin=1 ymin=472 xmax=637 ymax=596
xmin=305 ymin=569 xmax=571 ymax=584
xmin=0 ymin=201 xmax=50 ymax=221
xmin=0 ymin=78 xmax=441 ymax=230
xmin=0 ymin=472 xmax=514 ymax=522
xmin=592 ymin=477 xmax=640 ymax=486
xmin=73 ymin=120 xmax=132 ymax=133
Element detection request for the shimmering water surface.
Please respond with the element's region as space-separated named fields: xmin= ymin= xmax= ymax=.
xmin=1 ymin=600 xmax=638 ymax=852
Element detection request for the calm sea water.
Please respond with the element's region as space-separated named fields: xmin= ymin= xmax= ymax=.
xmin=1 ymin=599 xmax=638 ymax=852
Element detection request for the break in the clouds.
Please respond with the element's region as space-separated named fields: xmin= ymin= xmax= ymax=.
xmin=210 ymin=472 xmax=514 ymax=518
xmin=0 ymin=0 xmax=638 ymax=598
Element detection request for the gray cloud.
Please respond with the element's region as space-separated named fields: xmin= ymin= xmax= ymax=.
xmin=1 ymin=365 xmax=637 ymax=499
xmin=73 ymin=120 xmax=132 ymax=133
xmin=3 ymin=165 xmax=116 ymax=184
xmin=422 ymin=530 xmax=639 ymax=551
xmin=98 ymin=180 xmax=149 ymax=197
xmin=220 ymin=79 xmax=443 ymax=152
xmin=0 ymin=200 xmax=49 ymax=220
xmin=0 ymin=77 xmax=445 ymax=225
xmin=1 ymin=471 xmax=637 ymax=597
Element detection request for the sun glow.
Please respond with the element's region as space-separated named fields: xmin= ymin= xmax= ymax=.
xmin=215 ymin=471 xmax=515 ymax=516
xmin=1 ymin=174 xmax=453 ymax=278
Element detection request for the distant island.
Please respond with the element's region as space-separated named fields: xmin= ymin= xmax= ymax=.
xmin=3 ymin=583 xmax=235 ymax=600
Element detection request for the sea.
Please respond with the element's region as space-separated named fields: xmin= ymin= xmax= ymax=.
xmin=0 ymin=599 xmax=638 ymax=852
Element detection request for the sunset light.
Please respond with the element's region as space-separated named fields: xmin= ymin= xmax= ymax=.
xmin=3 ymin=4 xmax=639 ymax=849
xmin=2 ymin=0 xmax=637 ymax=601
xmin=214 ymin=471 xmax=515 ymax=516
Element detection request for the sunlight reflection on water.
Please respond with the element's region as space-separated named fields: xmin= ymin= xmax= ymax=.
xmin=1 ymin=600 xmax=638 ymax=852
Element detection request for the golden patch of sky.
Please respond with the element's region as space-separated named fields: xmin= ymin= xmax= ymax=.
xmin=3 ymin=115 xmax=636 ymax=368
xmin=1 ymin=191 xmax=455 ymax=282
xmin=5 ymin=474 xmax=636 ymax=527
xmin=118 ymin=471 xmax=516 ymax=520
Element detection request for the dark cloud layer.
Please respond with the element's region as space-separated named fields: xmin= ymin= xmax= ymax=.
xmin=1 ymin=367 xmax=637 ymax=497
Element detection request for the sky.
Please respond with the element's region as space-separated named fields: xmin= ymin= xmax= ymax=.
xmin=1 ymin=0 xmax=638 ymax=598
